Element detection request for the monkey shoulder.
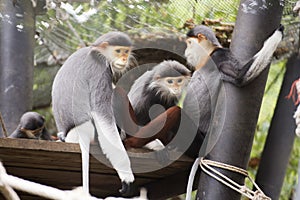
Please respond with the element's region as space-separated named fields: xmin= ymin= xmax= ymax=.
xmin=9 ymin=128 xmax=24 ymax=138
xmin=59 ymin=47 xmax=108 ymax=77
xmin=211 ymin=48 xmax=245 ymax=85
xmin=128 ymin=71 xmax=153 ymax=105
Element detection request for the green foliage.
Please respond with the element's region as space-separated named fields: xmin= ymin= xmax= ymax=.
xmin=250 ymin=60 xmax=300 ymax=200
xmin=34 ymin=1 xmax=299 ymax=199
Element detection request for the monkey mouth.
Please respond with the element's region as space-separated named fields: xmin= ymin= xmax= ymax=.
xmin=113 ymin=64 xmax=126 ymax=70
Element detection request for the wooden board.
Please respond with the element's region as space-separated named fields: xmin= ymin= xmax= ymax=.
xmin=0 ymin=138 xmax=197 ymax=200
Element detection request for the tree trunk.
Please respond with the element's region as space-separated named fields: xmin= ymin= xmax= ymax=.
xmin=0 ymin=0 xmax=35 ymax=136
xmin=196 ymin=0 xmax=284 ymax=199
xmin=255 ymin=54 xmax=299 ymax=200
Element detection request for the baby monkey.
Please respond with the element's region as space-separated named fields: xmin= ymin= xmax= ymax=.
xmin=122 ymin=60 xmax=191 ymax=151
xmin=9 ymin=112 xmax=52 ymax=140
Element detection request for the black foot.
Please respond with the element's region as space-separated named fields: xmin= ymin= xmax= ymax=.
xmin=119 ymin=181 xmax=138 ymax=197
xmin=278 ymin=24 xmax=284 ymax=33
xmin=57 ymin=132 xmax=66 ymax=142
xmin=119 ymin=181 xmax=130 ymax=196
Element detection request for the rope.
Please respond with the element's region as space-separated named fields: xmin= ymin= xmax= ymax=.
xmin=0 ymin=161 xmax=148 ymax=200
xmin=199 ymin=158 xmax=271 ymax=200
xmin=185 ymin=157 xmax=271 ymax=200
xmin=185 ymin=157 xmax=200 ymax=200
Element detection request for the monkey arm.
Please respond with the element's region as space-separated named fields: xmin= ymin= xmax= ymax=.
xmin=124 ymin=106 xmax=181 ymax=148
xmin=212 ymin=48 xmax=248 ymax=85
xmin=215 ymin=25 xmax=283 ymax=86
xmin=91 ymin=80 xmax=134 ymax=186
xmin=241 ymin=25 xmax=283 ymax=85
xmin=91 ymin=111 xmax=134 ymax=184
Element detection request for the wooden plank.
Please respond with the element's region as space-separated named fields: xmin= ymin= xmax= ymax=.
xmin=0 ymin=138 xmax=194 ymax=199
xmin=145 ymin=170 xmax=199 ymax=200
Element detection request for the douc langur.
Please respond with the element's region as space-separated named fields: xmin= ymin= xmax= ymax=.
xmin=185 ymin=25 xmax=284 ymax=86
xmin=183 ymin=24 xmax=284 ymax=200
xmin=9 ymin=112 xmax=52 ymax=140
xmin=120 ymin=60 xmax=191 ymax=151
xmin=182 ymin=24 xmax=284 ymax=156
xmin=128 ymin=60 xmax=191 ymax=126
xmin=51 ymin=32 xmax=134 ymax=195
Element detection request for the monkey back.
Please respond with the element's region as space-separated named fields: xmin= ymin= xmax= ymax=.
xmin=52 ymin=47 xmax=113 ymax=135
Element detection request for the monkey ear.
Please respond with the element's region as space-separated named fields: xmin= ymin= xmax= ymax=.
xmin=154 ymin=75 xmax=161 ymax=80
xmin=99 ymin=42 xmax=109 ymax=49
xmin=197 ymin=34 xmax=206 ymax=41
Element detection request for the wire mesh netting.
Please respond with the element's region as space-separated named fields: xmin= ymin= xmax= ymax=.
xmin=35 ymin=0 xmax=239 ymax=65
xmin=34 ymin=0 xmax=300 ymax=66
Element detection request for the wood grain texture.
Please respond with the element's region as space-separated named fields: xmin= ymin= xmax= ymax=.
xmin=0 ymin=138 xmax=194 ymax=199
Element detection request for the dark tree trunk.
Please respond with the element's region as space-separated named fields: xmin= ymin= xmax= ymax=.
xmin=0 ymin=0 xmax=35 ymax=136
xmin=255 ymin=54 xmax=299 ymax=200
xmin=196 ymin=0 xmax=283 ymax=199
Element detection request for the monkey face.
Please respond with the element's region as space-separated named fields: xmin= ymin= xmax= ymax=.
xmin=106 ymin=46 xmax=132 ymax=74
xmin=92 ymin=42 xmax=132 ymax=74
xmin=185 ymin=37 xmax=203 ymax=67
xmin=150 ymin=75 xmax=190 ymax=100
xmin=185 ymin=36 xmax=215 ymax=69
xmin=112 ymin=46 xmax=131 ymax=70
xmin=164 ymin=76 xmax=189 ymax=96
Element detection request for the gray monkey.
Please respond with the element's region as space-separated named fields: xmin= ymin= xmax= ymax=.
xmin=52 ymin=32 xmax=134 ymax=195
xmin=9 ymin=112 xmax=52 ymax=140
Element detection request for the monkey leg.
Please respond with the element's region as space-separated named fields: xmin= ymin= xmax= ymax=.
xmin=124 ymin=106 xmax=181 ymax=148
xmin=113 ymin=86 xmax=139 ymax=136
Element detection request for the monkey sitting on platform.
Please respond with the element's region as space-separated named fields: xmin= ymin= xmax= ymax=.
xmin=113 ymin=60 xmax=191 ymax=152
xmin=128 ymin=60 xmax=191 ymax=126
xmin=52 ymin=31 xmax=135 ymax=195
xmin=9 ymin=112 xmax=52 ymax=140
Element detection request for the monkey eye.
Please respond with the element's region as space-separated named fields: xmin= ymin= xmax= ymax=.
xmin=167 ymin=79 xmax=173 ymax=84
xmin=125 ymin=49 xmax=129 ymax=54
xmin=115 ymin=49 xmax=121 ymax=53
xmin=178 ymin=78 xmax=183 ymax=83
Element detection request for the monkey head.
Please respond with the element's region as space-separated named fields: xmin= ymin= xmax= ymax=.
xmin=9 ymin=112 xmax=52 ymax=140
xmin=148 ymin=60 xmax=191 ymax=101
xmin=185 ymin=25 xmax=222 ymax=70
xmin=91 ymin=32 xmax=133 ymax=74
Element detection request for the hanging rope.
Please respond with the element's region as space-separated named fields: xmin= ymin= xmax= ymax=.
xmin=0 ymin=162 xmax=147 ymax=200
xmin=200 ymin=158 xmax=270 ymax=200
xmin=185 ymin=158 xmax=271 ymax=200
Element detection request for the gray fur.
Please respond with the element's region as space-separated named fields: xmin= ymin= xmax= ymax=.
xmin=52 ymin=47 xmax=112 ymax=134
xmin=9 ymin=112 xmax=52 ymax=140
xmin=92 ymin=31 xmax=132 ymax=47
xmin=186 ymin=25 xmax=221 ymax=47
xmin=128 ymin=60 xmax=190 ymax=125
xmin=52 ymin=32 xmax=134 ymax=193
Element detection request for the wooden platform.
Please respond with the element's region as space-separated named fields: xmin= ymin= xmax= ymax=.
xmin=0 ymin=138 xmax=197 ymax=200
